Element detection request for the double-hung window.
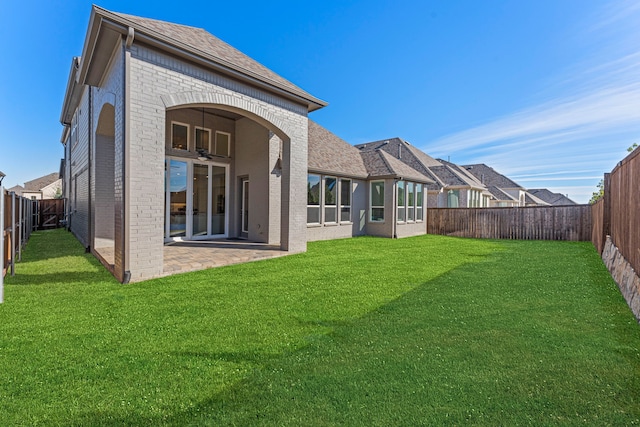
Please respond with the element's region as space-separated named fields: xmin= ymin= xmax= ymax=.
xmin=308 ymin=175 xmax=353 ymax=225
xmin=307 ymin=174 xmax=321 ymax=224
xmin=397 ymin=181 xmax=423 ymax=223
xmin=324 ymin=177 xmax=337 ymax=223
xmin=407 ymin=182 xmax=415 ymax=221
xmin=416 ymin=184 xmax=423 ymax=221
xmin=340 ymin=179 xmax=351 ymax=222
xmin=447 ymin=189 xmax=459 ymax=208
xmin=370 ymin=181 xmax=385 ymax=222
xmin=397 ymin=181 xmax=405 ymax=222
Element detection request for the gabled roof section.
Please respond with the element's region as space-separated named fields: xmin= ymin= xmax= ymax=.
xmin=528 ymin=189 xmax=577 ymax=205
xmin=356 ymin=138 xmax=442 ymax=189
xmin=61 ymin=5 xmax=326 ymax=125
xmin=308 ymin=121 xmax=368 ymax=179
xmin=360 ymin=150 xmax=434 ymax=184
xmin=436 ymin=159 xmax=486 ymax=189
xmin=24 ymin=173 xmax=61 ymax=192
xmin=463 ymin=163 xmax=523 ymax=189
xmin=524 ymin=191 xmax=551 ymax=206
xmin=7 ymin=185 xmax=24 ymax=195
xmin=486 ymin=185 xmax=518 ymax=201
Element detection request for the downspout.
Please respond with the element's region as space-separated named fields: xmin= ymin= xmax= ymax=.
xmin=121 ymin=28 xmax=134 ymax=284
xmin=393 ymin=178 xmax=398 ymax=239
xmin=87 ymin=86 xmax=92 ymax=253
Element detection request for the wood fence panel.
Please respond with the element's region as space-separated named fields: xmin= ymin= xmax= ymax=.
xmin=37 ymin=199 xmax=65 ymax=229
xmin=606 ymin=148 xmax=640 ymax=274
xmin=427 ymin=205 xmax=592 ymax=241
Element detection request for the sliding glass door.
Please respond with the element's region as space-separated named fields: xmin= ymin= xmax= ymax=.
xmin=165 ymin=159 xmax=228 ymax=241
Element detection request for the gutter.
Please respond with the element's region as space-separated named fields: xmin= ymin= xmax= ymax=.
xmin=93 ymin=6 xmax=327 ymax=112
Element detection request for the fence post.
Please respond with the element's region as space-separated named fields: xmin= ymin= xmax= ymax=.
xmin=18 ymin=195 xmax=23 ymax=262
xmin=11 ymin=192 xmax=16 ymax=276
xmin=602 ymin=173 xmax=611 ymax=245
xmin=1 ymin=187 xmax=4 ymax=303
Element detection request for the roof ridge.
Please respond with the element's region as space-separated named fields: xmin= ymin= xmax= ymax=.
xmin=94 ymin=6 xmax=326 ymax=110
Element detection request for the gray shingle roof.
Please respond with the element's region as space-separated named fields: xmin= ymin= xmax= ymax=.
xmin=355 ymin=138 xmax=442 ymax=189
xmin=486 ymin=185 xmax=518 ymax=201
xmin=528 ymin=189 xmax=577 ymax=205
xmin=24 ymin=173 xmax=60 ymax=192
xmin=308 ymin=121 xmax=368 ymax=178
xmin=524 ymin=191 xmax=551 ymax=206
xmin=360 ymin=150 xmax=434 ymax=183
xmin=7 ymin=185 xmax=24 ymax=195
xmin=462 ymin=164 xmax=523 ymax=189
xmin=102 ymin=7 xmax=326 ymax=110
xmin=436 ymin=159 xmax=486 ymax=189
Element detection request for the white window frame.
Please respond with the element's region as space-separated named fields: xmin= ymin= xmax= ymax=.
xmin=407 ymin=182 xmax=415 ymax=222
xmin=194 ymin=126 xmax=211 ymax=153
xmin=214 ymin=131 xmax=231 ymax=157
xmin=370 ymin=180 xmax=385 ymax=222
xmin=307 ymin=174 xmax=321 ymax=225
xmin=307 ymin=174 xmax=353 ymax=226
xmin=416 ymin=184 xmax=424 ymax=221
xmin=339 ymin=178 xmax=352 ymax=223
xmin=397 ymin=180 xmax=406 ymax=223
xmin=323 ymin=176 xmax=338 ymax=224
xmin=171 ymin=121 xmax=190 ymax=151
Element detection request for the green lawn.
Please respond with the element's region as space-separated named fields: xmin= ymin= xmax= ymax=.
xmin=1 ymin=229 xmax=639 ymax=426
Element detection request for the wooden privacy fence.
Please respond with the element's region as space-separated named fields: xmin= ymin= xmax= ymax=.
xmin=36 ymin=199 xmax=66 ymax=230
xmin=592 ymin=147 xmax=640 ymax=274
xmin=2 ymin=190 xmax=36 ymax=284
xmin=427 ymin=205 xmax=592 ymax=241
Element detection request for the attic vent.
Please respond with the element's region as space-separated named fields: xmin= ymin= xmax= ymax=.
xmin=398 ymin=145 xmax=402 ymax=159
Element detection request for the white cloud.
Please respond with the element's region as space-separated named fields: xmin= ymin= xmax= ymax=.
xmin=420 ymin=1 xmax=640 ymax=204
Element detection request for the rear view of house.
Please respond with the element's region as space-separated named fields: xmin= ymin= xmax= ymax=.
xmin=60 ymin=6 xmax=434 ymax=283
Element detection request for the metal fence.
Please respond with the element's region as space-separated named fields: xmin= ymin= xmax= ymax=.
xmin=592 ymin=147 xmax=640 ymax=274
xmin=427 ymin=205 xmax=592 ymax=241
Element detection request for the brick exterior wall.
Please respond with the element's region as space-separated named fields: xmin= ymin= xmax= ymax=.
xmin=67 ymin=87 xmax=91 ymax=248
xmin=123 ymin=44 xmax=309 ymax=280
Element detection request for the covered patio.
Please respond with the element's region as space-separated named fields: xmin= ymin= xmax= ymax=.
xmin=161 ymin=239 xmax=288 ymax=277
xmin=94 ymin=238 xmax=288 ymax=280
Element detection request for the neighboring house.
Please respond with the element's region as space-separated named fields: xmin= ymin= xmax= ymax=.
xmin=433 ymin=159 xmax=492 ymax=208
xmin=8 ymin=172 xmax=62 ymax=200
xmin=356 ymin=138 xmax=443 ymax=208
xmin=484 ymin=185 xmax=520 ymax=207
xmin=355 ymin=139 xmax=491 ymax=208
xmin=523 ymin=191 xmax=551 ymax=207
xmin=527 ymin=189 xmax=576 ymax=206
xmin=60 ymin=6 xmax=432 ymax=283
xmin=463 ymin=164 xmax=529 ymax=207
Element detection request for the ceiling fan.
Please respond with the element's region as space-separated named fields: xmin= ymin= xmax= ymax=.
xmin=197 ymin=149 xmax=213 ymax=161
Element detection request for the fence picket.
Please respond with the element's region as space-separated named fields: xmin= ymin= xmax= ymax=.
xmin=427 ymin=205 xmax=592 ymax=241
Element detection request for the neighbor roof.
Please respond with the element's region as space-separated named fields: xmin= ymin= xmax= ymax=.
xmin=462 ymin=164 xmax=523 ymax=189
xmin=486 ymin=185 xmax=518 ymax=201
xmin=308 ymin=121 xmax=368 ymax=179
xmin=360 ymin=150 xmax=434 ymax=184
xmin=24 ymin=173 xmax=60 ymax=192
xmin=528 ymin=189 xmax=577 ymax=205
xmin=436 ymin=159 xmax=487 ymax=189
xmin=355 ymin=138 xmax=443 ymax=190
xmin=524 ymin=191 xmax=550 ymax=206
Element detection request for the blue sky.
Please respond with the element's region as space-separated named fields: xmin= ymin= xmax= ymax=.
xmin=1 ymin=1 xmax=639 ymax=203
